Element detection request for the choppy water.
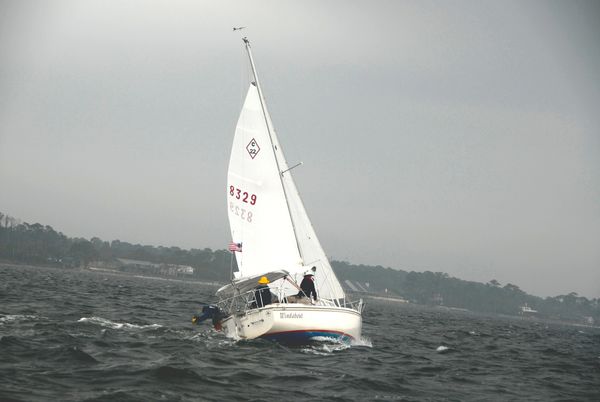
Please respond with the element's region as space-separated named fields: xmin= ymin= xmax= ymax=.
xmin=1 ymin=264 xmax=599 ymax=401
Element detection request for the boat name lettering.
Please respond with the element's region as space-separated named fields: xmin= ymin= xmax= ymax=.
xmin=280 ymin=312 xmax=303 ymax=319
xmin=229 ymin=185 xmax=257 ymax=205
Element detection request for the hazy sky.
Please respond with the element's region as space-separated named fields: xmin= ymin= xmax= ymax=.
xmin=1 ymin=0 xmax=599 ymax=298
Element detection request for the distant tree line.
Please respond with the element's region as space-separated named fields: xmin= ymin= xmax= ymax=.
xmin=0 ymin=212 xmax=98 ymax=268
xmin=0 ymin=212 xmax=232 ymax=282
xmin=1 ymin=211 xmax=598 ymax=323
xmin=333 ymin=261 xmax=600 ymax=323
xmin=94 ymin=238 xmax=232 ymax=282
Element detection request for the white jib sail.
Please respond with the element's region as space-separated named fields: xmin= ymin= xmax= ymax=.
xmin=267 ymin=115 xmax=346 ymax=301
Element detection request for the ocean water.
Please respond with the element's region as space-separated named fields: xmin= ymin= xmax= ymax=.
xmin=1 ymin=264 xmax=599 ymax=401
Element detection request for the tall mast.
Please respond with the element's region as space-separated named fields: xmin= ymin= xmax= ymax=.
xmin=242 ymin=37 xmax=304 ymax=262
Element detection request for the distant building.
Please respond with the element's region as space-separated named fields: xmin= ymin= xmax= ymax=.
xmin=117 ymin=258 xmax=193 ymax=276
xmin=118 ymin=258 xmax=160 ymax=270
xmin=519 ymin=303 xmax=538 ymax=315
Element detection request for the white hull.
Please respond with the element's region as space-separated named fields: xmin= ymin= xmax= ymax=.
xmin=220 ymin=303 xmax=362 ymax=344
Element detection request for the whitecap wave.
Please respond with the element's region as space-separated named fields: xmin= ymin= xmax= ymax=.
xmin=297 ymin=335 xmax=373 ymax=353
xmin=77 ymin=316 xmax=161 ymax=330
xmin=301 ymin=346 xmax=331 ymax=355
xmin=299 ymin=338 xmax=352 ymax=355
xmin=0 ymin=314 xmax=39 ymax=324
xmin=436 ymin=345 xmax=449 ymax=352
xmin=352 ymin=336 xmax=373 ymax=348
xmin=322 ymin=342 xmax=351 ymax=353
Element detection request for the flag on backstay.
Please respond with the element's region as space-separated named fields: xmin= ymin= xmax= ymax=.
xmin=228 ymin=242 xmax=242 ymax=252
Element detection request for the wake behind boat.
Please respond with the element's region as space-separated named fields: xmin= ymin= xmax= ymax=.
xmin=193 ymin=37 xmax=363 ymax=344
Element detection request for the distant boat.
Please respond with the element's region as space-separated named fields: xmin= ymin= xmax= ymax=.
xmin=193 ymin=37 xmax=363 ymax=344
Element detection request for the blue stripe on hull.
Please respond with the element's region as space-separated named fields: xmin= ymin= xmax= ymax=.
xmin=261 ymin=330 xmax=353 ymax=345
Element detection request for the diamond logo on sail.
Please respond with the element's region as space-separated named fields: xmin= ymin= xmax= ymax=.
xmin=246 ymin=138 xmax=260 ymax=159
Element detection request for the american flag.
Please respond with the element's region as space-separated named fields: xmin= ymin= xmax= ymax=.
xmin=228 ymin=242 xmax=242 ymax=252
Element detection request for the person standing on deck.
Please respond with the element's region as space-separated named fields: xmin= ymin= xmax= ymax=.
xmin=298 ymin=266 xmax=317 ymax=302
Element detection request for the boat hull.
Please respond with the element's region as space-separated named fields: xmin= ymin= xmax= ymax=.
xmin=220 ymin=303 xmax=362 ymax=344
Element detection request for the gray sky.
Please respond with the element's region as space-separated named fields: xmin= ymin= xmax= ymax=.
xmin=1 ymin=0 xmax=599 ymax=298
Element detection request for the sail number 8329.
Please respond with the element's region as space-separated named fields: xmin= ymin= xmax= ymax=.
xmin=229 ymin=186 xmax=257 ymax=205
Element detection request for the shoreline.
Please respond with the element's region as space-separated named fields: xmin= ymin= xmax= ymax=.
xmin=0 ymin=262 xmax=223 ymax=288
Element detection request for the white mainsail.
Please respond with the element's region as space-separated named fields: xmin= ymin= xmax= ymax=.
xmin=226 ymin=40 xmax=345 ymax=301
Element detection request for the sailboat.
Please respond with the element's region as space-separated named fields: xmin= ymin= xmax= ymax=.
xmin=195 ymin=37 xmax=363 ymax=344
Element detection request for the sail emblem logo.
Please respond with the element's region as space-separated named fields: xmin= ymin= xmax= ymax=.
xmin=246 ymin=138 xmax=260 ymax=159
